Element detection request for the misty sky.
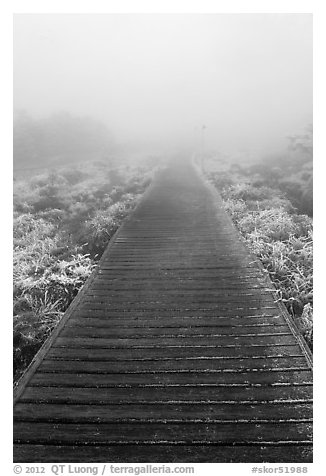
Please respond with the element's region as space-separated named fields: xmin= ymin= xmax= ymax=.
xmin=13 ymin=14 xmax=312 ymax=157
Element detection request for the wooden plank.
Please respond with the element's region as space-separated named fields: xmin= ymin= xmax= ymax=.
xmin=93 ymin=283 xmax=265 ymax=291
xmin=94 ymin=268 xmax=267 ymax=278
xmin=54 ymin=334 xmax=299 ymax=348
xmin=78 ymin=304 xmax=279 ymax=313
xmin=20 ymin=384 xmax=313 ymax=404
xmin=65 ymin=315 xmax=287 ymax=327
xmin=93 ymin=278 xmax=265 ymax=286
xmin=14 ymin=402 xmax=313 ymax=422
xmin=47 ymin=344 xmax=303 ymax=360
xmin=73 ymin=308 xmax=281 ymax=318
xmin=105 ymin=251 xmax=250 ymax=256
xmin=29 ymin=370 xmax=313 ymax=387
xmin=61 ymin=325 xmax=291 ymax=337
xmin=96 ymin=271 xmax=263 ymax=278
xmin=96 ymin=271 xmax=263 ymax=279
xmin=100 ymin=257 xmax=255 ymax=262
xmin=97 ymin=265 xmax=259 ymax=270
xmin=37 ymin=357 xmax=309 ymax=373
xmin=80 ymin=295 xmax=276 ymax=305
xmin=14 ymin=421 xmax=312 ymax=444
xmin=13 ymin=443 xmax=313 ymax=463
xmin=83 ymin=289 xmax=274 ymax=298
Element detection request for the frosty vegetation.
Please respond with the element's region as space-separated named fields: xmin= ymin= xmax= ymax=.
xmin=204 ymin=126 xmax=313 ymax=350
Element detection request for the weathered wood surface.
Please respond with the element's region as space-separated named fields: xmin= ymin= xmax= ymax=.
xmin=13 ymin=158 xmax=313 ymax=462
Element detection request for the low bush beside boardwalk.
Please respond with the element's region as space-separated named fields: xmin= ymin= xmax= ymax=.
xmin=13 ymin=159 xmax=154 ymax=382
xmin=204 ymin=157 xmax=313 ymax=351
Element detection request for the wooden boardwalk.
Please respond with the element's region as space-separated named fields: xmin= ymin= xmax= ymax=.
xmin=13 ymin=159 xmax=313 ymax=463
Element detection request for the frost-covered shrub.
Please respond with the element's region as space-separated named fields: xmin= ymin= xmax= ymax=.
xmin=206 ymin=163 xmax=313 ymax=350
xmin=13 ymin=161 xmax=153 ymax=381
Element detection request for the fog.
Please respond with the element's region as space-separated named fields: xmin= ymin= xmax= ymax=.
xmin=14 ymin=13 xmax=312 ymax=160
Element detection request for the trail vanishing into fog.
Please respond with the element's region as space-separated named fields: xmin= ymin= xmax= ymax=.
xmin=13 ymin=158 xmax=312 ymax=463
